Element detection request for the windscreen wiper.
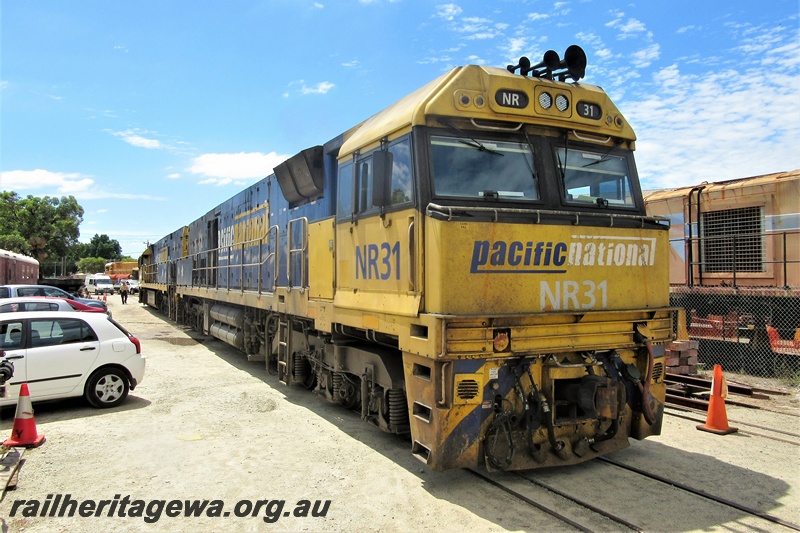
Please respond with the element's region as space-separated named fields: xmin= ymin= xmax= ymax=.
xmin=457 ymin=138 xmax=504 ymax=156
xmin=582 ymin=141 xmax=623 ymax=168
xmin=440 ymin=118 xmax=504 ymax=156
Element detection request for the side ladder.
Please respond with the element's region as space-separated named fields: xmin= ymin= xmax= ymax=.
xmin=277 ymin=318 xmax=291 ymax=385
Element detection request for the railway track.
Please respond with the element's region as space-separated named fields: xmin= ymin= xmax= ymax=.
xmin=468 ymin=468 xmax=642 ymax=531
xmin=470 ymin=449 xmax=800 ymax=532
xmin=598 ymin=457 xmax=800 ymax=532
xmin=665 ymin=405 xmax=800 ymax=446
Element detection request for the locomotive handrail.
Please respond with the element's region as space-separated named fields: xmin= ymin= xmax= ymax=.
xmin=288 ymin=217 xmax=308 ymax=289
xmin=426 ymin=202 xmax=669 ymax=227
xmin=407 ymin=219 xmax=415 ymax=292
xmin=679 ymin=228 xmax=799 ymax=289
xmin=469 ymin=118 xmax=523 ymax=132
xmin=170 ymin=225 xmax=278 ymax=293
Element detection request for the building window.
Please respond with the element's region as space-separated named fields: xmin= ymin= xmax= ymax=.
xmin=702 ymin=206 xmax=764 ymax=273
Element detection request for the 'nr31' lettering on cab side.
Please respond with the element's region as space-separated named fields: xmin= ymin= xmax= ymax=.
xmin=355 ymin=242 xmax=401 ymax=280
xmin=540 ymin=280 xmax=608 ymax=310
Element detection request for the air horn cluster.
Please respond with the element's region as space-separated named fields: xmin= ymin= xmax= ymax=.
xmin=507 ymin=45 xmax=587 ymax=82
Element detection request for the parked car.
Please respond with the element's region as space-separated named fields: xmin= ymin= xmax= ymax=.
xmin=0 ymin=311 xmax=144 ymax=408
xmin=85 ymin=274 xmax=114 ymax=295
xmin=0 ymin=297 xmax=108 ymax=314
xmin=124 ymin=280 xmax=139 ymax=295
xmin=0 ymin=284 xmax=108 ymax=313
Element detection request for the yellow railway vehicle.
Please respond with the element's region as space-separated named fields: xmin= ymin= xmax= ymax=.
xmin=140 ymin=46 xmax=674 ymax=471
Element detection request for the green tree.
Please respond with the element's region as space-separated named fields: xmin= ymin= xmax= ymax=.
xmin=77 ymin=257 xmax=108 ymax=274
xmin=0 ymin=192 xmax=83 ymax=261
xmin=85 ymin=234 xmax=122 ymax=261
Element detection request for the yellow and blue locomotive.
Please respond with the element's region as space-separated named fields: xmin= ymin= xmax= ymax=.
xmin=140 ymin=46 xmax=673 ymax=471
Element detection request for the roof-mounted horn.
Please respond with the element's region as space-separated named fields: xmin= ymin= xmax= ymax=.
xmin=507 ymin=45 xmax=586 ymax=82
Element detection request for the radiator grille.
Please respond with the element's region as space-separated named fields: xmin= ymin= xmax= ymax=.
xmin=652 ymin=361 xmax=664 ymax=382
xmin=456 ymin=379 xmax=480 ymax=400
xmin=702 ymin=206 xmax=764 ymax=273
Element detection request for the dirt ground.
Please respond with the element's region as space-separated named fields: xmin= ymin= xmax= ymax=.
xmin=1 ymin=296 xmax=799 ymax=532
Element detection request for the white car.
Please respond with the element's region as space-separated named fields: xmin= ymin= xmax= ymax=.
xmin=124 ymin=279 xmax=140 ymax=295
xmin=0 ymin=311 xmax=145 ymax=408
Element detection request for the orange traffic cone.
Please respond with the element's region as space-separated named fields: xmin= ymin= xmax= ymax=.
xmin=696 ymin=364 xmax=738 ymax=435
xmin=3 ymin=383 xmax=46 ymax=448
xmin=103 ymin=294 xmax=107 ymax=302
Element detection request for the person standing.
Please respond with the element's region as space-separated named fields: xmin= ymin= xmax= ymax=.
xmin=120 ymin=281 xmax=129 ymax=304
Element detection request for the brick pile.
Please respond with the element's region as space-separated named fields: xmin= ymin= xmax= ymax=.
xmin=665 ymin=340 xmax=699 ymax=375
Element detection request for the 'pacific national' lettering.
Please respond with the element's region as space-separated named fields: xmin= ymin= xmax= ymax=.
xmin=470 ymin=236 xmax=656 ymax=273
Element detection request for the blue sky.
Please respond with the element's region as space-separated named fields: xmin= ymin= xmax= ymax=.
xmin=1 ymin=1 xmax=798 ymax=259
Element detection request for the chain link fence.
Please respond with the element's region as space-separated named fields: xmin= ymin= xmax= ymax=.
xmin=671 ymin=288 xmax=800 ymax=379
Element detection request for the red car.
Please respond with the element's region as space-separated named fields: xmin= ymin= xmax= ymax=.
xmin=0 ymin=297 xmax=110 ymax=316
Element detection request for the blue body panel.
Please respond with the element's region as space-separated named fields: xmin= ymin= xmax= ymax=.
xmin=148 ymin=135 xmax=343 ymax=293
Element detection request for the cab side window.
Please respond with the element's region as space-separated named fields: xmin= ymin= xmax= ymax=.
xmin=340 ymin=135 xmax=414 ymax=221
xmin=388 ymin=137 xmax=413 ymax=206
xmin=336 ymin=162 xmax=354 ymax=220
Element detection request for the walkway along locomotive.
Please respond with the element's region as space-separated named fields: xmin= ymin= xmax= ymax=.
xmin=140 ymin=46 xmax=674 ymax=471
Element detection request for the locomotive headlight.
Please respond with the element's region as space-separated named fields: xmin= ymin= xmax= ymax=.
xmin=538 ymin=92 xmax=552 ymax=109
xmin=555 ymin=94 xmax=569 ymax=111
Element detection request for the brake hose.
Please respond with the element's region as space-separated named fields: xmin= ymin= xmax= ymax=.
xmin=639 ymin=340 xmax=657 ymax=425
xmin=485 ymin=408 xmax=515 ymax=470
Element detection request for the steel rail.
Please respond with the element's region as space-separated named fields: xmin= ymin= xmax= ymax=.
xmin=467 ymin=469 xmax=593 ymax=532
xmin=599 ymin=457 xmax=800 ymax=532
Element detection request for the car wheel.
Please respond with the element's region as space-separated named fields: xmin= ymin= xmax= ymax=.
xmin=85 ymin=367 xmax=130 ymax=408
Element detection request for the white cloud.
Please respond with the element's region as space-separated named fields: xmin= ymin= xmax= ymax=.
xmin=112 ymin=129 xmax=163 ymax=149
xmin=301 ymin=81 xmax=335 ymax=95
xmin=528 ymin=13 xmax=549 ymax=21
xmin=506 ymin=37 xmax=527 ymax=57
xmin=618 ymin=18 xmax=646 ymax=38
xmin=416 ymin=55 xmax=454 ymax=65
xmin=188 ymin=152 xmax=291 ymax=184
xmin=631 ymin=44 xmax=660 ymax=68
xmin=167 ymin=173 xmax=181 ymax=179
xmin=342 ymin=60 xmax=359 ymax=68
xmin=0 ymin=169 xmax=164 ymax=200
xmin=464 ymin=55 xmax=487 ymax=65
xmin=457 ymin=17 xmax=491 ymax=33
xmin=436 ymin=4 xmax=462 ymax=21
xmin=629 ymin=62 xmax=800 ymax=190
xmin=0 ymin=169 xmax=94 ymax=193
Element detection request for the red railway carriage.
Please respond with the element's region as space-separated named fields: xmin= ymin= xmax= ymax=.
xmin=0 ymin=249 xmax=40 ymax=285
